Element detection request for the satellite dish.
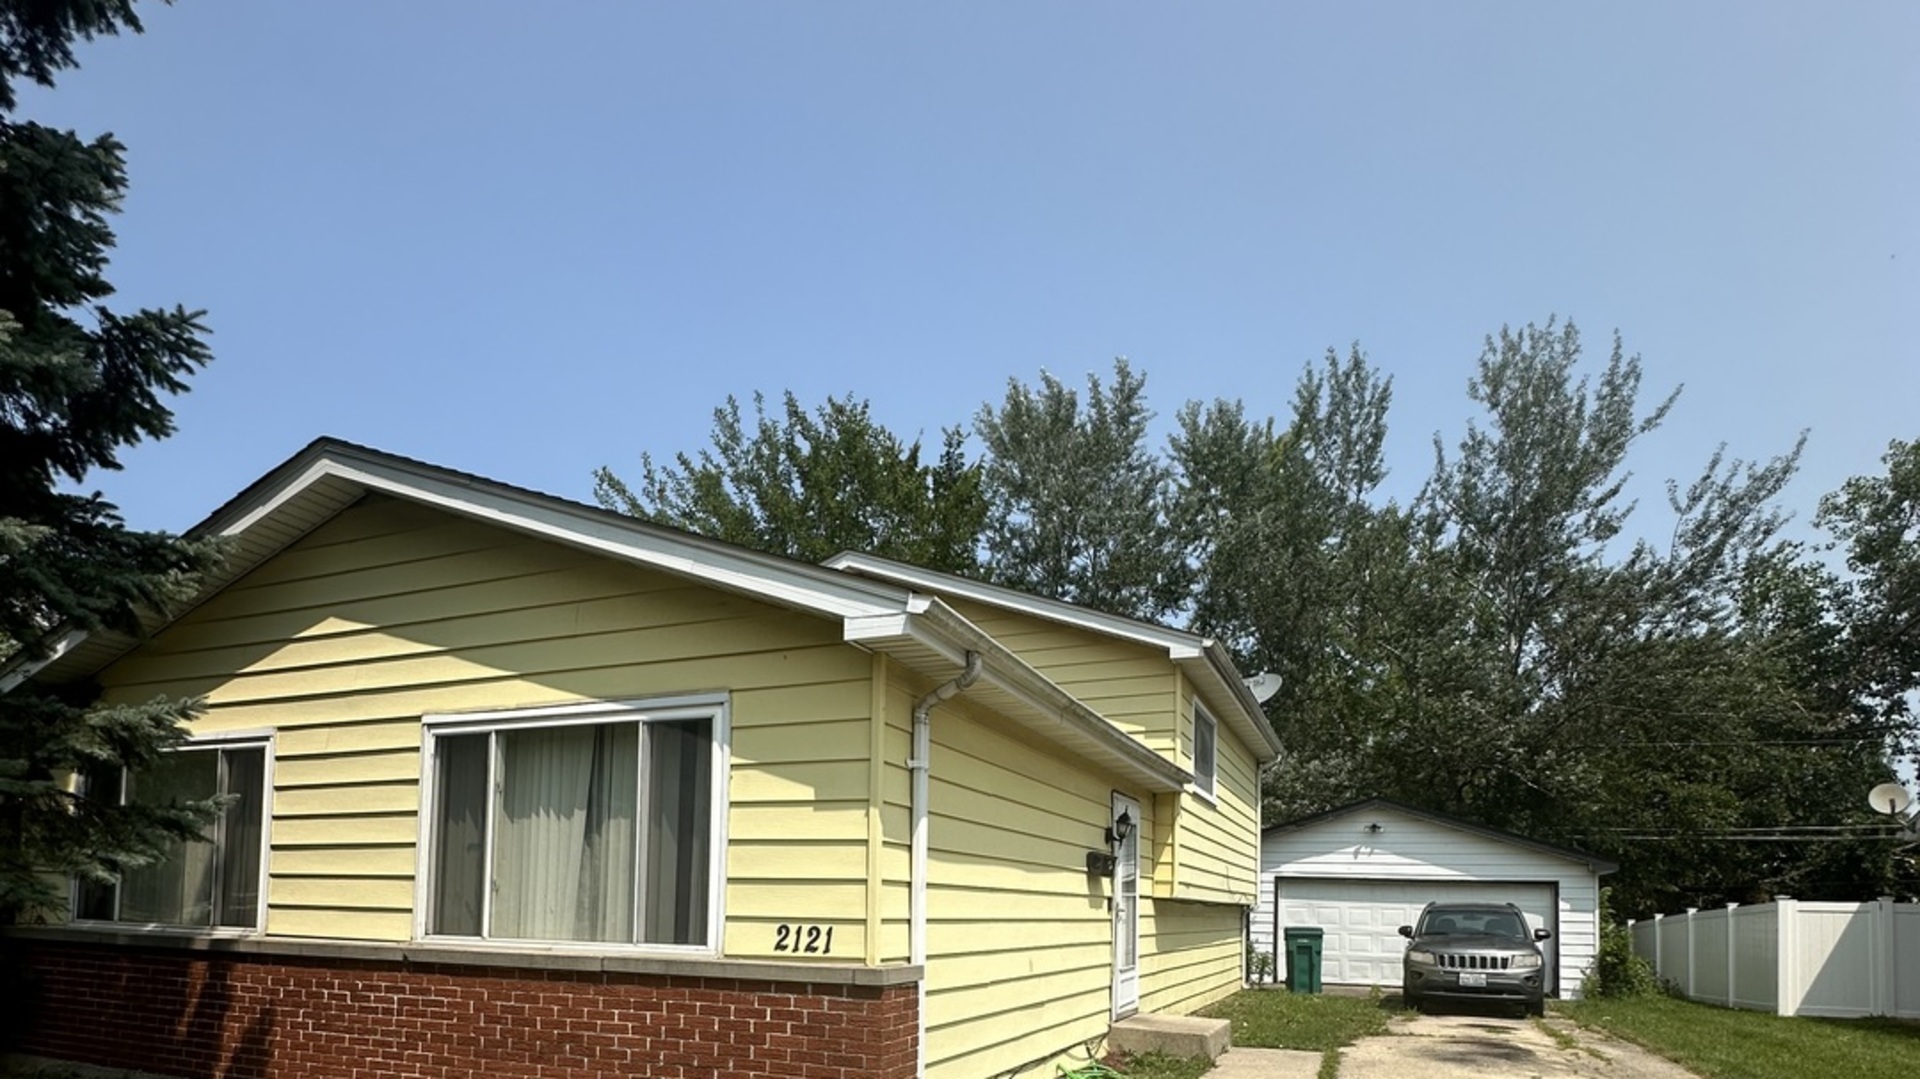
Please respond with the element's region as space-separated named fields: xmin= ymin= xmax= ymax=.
xmin=1243 ymin=671 xmax=1282 ymax=704
xmin=1869 ymin=782 xmax=1914 ymax=817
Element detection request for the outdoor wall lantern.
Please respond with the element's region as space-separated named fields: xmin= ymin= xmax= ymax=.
xmin=1086 ymin=809 xmax=1136 ymax=876
xmin=1365 ymin=821 xmax=1384 ymax=834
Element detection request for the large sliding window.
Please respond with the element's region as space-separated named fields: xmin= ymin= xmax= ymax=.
xmin=422 ymin=698 xmax=724 ymax=949
xmin=74 ymin=737 xmax=271 ymax=930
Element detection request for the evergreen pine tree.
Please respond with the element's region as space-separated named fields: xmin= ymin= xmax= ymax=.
xmin=0 ymin=0 xmax=220 ymax=924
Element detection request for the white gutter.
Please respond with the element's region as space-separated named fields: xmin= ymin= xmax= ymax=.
xmin=909 ymin=650 xmax=981 ymax=1078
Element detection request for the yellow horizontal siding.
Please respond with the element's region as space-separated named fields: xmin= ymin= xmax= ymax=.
xmin=274 ymin=847 xmax=413 ymax=878
xmin=115 ymin=593 xmax=806 ymax=685
xmin=941 ymin=598 xmax=1177 ymax=746
xmin=274 ymin=783 xmax=417 ymax=817
xmin=924 ymin=699 xmax=1144 ymax=1079
xmin=734 ymin=679 xmax=871 ymax=727
xmin=90 ymin=497 xmax=878 ymax=951
xmin=729 ymin=760 xmax=873 ymax=803
xmin=270 ymin=876 xmax=414 ymax=910
xmin=228 ymin=512 xmax=527 ymax=586
xmin=108 ymin=622 xmax=856 ymax=707
xmin=925 ymin=919 xmax=1112 ymax=954
xmin=726 ymin=839 xmax=880 ymax=881
xmin=733 ymin=717 xmax=869 ymax=764
xmin=1173 ymin=718 xmax=1262 ymax=901
xmin=266 ymin=907 xmax=411 ymax=942
xmin=728 ymin=881 xmax=866 ymax=920
xmin=135 ymin=652 xmax=864 ymax=732
xmin=929 ymin=987 xmax=1114 ymax=1079
xmin=147 ymin=566 xmax=664 ymax=657
xmin=934 ymin=965 xmax=1108 ymax=1026
xmin=730 ymin=800 xmax=869 ymax=842
xmin=272 ymin=814 xmax=417 ymax=847
xmin=273 ymin=751 xmax=419 ymax=788
xmin=275 ymin=720 xmax=420 ymax=756
xmin=187 ymin=542 xmax=598 ymax=623
xmin=1138 ymin=899 xmax=1243 ymax=1016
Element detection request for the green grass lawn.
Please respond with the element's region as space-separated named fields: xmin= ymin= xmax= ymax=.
xmin=1562 ymin=994 xmax=1920 ymax=1079
xmin=1097 ymin=988 xmax=1397 ymax=1078
xmin=1200 ymin=987 xmax=1395 ymax=1051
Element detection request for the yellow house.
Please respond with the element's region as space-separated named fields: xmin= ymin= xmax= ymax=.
xmin=7 ymin=438 xmax=1281 ymax=1079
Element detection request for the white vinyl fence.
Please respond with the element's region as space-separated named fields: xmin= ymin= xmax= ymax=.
xmin=1629 ymin=898 xmax=1918 ymax=1018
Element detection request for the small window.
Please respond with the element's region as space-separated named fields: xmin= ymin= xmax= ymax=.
xmin=1193 ymin=704 xmax=1218 ymax=799
xmin=74 ymin=738 xmax=270 ymax=930
xmin=422 ymin=699 xmax=724 ymax=949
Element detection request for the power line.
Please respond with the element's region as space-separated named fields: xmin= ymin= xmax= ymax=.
xmin=1574 ymin=834 xmax=1903 ymax=843
xmin=1581 ymin=825 xmax=1898 ymax=833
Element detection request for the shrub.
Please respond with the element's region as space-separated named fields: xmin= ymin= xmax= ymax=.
xmin=1246 ymin=942 xmax=1276 ymax=984
xmin=1584 ymin=887 xmax=1658 ymax=999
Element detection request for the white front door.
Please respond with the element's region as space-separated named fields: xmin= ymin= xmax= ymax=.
xmin=1111 ymin=792 xmax=1141 ymax=1018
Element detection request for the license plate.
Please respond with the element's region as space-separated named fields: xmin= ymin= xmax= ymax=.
xmin=1458 ymin=972 xmax=1487 ymax=987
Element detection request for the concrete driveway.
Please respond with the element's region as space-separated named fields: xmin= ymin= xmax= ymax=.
xmin=1334 ymin=1005 xmax=1699 ymax=1079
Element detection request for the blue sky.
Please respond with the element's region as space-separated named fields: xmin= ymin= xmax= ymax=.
xmin=20 ymin=2 xmax=1918 ymax=546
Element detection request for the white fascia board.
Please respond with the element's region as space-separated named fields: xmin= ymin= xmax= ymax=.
xmin=0 ymin=627 xmax=89 ymax=693
xmin=303 ymin=458 xmax=913 ymax=622
xmin=826 ymin=553 xmax=1204 ymax=654
xmin=213 ymin=458 xmax=339 ymax=538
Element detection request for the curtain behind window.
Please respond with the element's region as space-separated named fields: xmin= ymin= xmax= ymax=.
xmin=644 ymin=719 xmax=710 ymax=945
xmin=492 ymin=723 xmax=638 ymax=942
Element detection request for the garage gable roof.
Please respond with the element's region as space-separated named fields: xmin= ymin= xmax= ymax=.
xmin=1266 ymin=798 xmax=1618 ymax=874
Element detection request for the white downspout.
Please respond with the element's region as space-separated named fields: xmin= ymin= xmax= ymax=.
xmin=910 ymin=650 xmax=982 ymax=1078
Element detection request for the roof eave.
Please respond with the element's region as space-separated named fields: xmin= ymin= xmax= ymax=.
xmin=846 ymin=600 xmax=1192 ymax=794
xmin=826 ymin=552 xmax=1282 ymax=762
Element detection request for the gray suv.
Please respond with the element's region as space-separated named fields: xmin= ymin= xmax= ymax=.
xmin=1398 ymin=901 xmax=1551 ymax=1016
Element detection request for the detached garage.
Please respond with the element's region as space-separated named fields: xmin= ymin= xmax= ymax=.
xmin=1254 ymin=799 xmax=1617 ymax=999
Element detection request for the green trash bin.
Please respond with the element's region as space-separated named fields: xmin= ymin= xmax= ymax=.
xmin=1283 ymin=926 xmax=1324 ymax=994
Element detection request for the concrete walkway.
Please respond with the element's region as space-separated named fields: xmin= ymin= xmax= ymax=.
xmin=1336 ymin=1011 xmax=1699 ymax=1079
xmin=1206 ymin=1045 xmax=1324 ymax=1079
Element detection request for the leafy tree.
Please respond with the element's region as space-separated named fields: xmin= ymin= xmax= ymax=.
xmin=1396 ymin=321 xmax=1887 ymax=913
xmin=1172 ymin=347 xmax=1426 ymax=816
xmin=1818 ymin=437 xmax=1920 ymax=757
xmin=974 ymin=359 xmax=1188 ymax=622
xmin=0 ymin=0 xmax=221 ymax=924
xmin=594 ymin=391 xmax=986 ymax=572
xmin=595 ymin=326 xmax=1909 ymax=914
xmin=1232 ymin=321 xmax=1894 ymax=914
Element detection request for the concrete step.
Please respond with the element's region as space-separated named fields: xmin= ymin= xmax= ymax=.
xmin=1107 ymin=1012 xmax=1232 ymax=1061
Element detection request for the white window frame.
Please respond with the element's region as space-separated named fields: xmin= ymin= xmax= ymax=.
xmin=413 ymin=695 xmax=730 ymax=955
xmin=69 ymin=729 xmax=276 ymax=936
xmin=1191 ymin=702 xmax=1218 ymax=803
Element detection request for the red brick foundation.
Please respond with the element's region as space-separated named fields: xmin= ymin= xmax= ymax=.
xmin=10 ymin=938 xmax=918 ymax=1079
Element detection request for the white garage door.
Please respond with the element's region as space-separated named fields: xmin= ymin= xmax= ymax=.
xmin=1273 ymin=878 xmax=1557 ymax=991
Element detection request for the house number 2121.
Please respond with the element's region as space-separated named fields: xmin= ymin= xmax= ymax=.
xmin=772 ymin=924 xmax=835 ymax=954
